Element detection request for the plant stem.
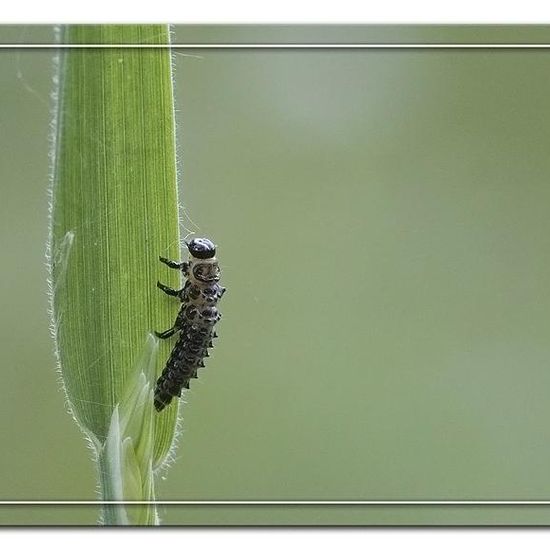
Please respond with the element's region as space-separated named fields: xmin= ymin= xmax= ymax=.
xmin=49 ymin=24 xmax=181 ymax=524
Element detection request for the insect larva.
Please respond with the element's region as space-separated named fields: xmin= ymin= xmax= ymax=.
xmin=153 ymin=238 xmax=225 ymax=412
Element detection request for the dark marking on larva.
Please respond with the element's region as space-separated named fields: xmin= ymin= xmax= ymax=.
xmin=154 ymin=238 xmax=225 ymax=412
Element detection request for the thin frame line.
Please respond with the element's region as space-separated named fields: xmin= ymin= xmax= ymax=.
xmin=2 ymin=43 xmax=550 ymax=48
xmin=4 ymin=500 xmax=550 ymax=505
xmin=7 ymin=37 xmax=550 ymax=507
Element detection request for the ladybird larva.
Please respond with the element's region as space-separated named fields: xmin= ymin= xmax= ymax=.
xmin=154 ymin=238 xmax=225 ymax=412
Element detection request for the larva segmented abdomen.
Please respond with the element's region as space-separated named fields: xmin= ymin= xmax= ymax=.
xmin=154 ymin=319 xmax=219 ymax=411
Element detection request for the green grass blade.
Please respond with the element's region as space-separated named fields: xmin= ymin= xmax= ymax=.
xmin=48 ymin=24 xmax=181 ymax=524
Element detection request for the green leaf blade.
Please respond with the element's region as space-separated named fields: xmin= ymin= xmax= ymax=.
xmin=49 ymin=24 xmax=181 ymax=510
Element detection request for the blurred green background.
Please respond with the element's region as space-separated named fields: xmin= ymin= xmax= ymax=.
xmin=3 ymin=25 xmax=550 ymax=525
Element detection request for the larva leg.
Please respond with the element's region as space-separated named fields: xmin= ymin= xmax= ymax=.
xmin=157 ymin=281 xmax=181 ymax=297
xmin=159 ymin=256 xmax=189 ymax=272
xmin=155 ymin=327 xmax=177 ymax=339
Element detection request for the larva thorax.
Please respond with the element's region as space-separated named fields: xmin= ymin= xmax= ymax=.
xmin=189 ymin=255 xmax=221 ymax=284
xmin=181 ymin=257 xmax=223 ymax=328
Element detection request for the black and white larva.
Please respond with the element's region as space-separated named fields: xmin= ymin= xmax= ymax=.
xmin=153 ymin=237 xmax=225 ymax=412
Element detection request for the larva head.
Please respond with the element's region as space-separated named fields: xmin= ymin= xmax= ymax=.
xmin=187 ymin=238 xmax=216 ymax=260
